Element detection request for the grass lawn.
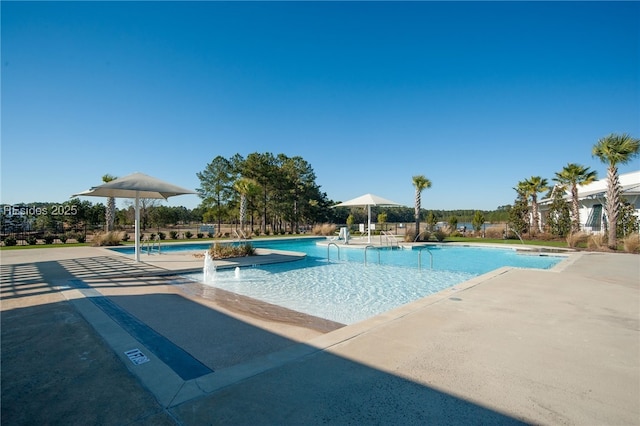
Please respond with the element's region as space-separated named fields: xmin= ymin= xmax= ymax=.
xmin=3 ymin=233 xmax=636 ymax=252
xmin=445 ymin=237 xmax=570 ymax=248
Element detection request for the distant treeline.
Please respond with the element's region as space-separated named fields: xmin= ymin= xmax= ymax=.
xmin=2 ymin=199 xmax=510 ymax=237
xmin=331 ymin=206 xmax=509 ymax=226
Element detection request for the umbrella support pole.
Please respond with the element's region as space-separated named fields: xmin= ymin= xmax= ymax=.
xmin=135 ymin=194 xmax=140 ymax=262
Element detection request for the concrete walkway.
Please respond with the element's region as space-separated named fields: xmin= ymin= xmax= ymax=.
xmin=1 ymin=244 xmax=638 ymax=425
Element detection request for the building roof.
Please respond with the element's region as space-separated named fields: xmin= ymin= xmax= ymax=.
xmin=542 ymin=170 xmax=640 ymax=204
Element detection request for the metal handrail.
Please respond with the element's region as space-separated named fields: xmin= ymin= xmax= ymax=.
xmin=364 ymin=245 xmax=380 ymax=265
xmin=414 ymin=230 xmax=430 ymax=242
xmin=143 ymin=236 xmax=161 ymax=255
xmin=380 ymin=231 xmax=399 ymax=248
xmin=327 ymin=242 xmax=340 ymax=262
xmin=418 ymin=246 xmax=433 ymax=270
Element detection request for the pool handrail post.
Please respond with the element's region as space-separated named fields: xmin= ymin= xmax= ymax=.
xmin=418 ymin=246 xmax=433 ymax=270
xmin=327 ymin=242 xmax=340 ymax=262
xmin=364 ymin=245 xmax=381 ymax=265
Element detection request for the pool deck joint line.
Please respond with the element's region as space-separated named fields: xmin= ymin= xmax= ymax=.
xmin=69 ymin=279 xmax=213 ymax=381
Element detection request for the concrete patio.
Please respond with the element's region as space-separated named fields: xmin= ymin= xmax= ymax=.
xmin=1 ymin=243 xmax=638 ymax=425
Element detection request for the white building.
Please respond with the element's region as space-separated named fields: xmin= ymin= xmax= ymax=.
xmin=540 ymin=170 xmax=640 ymax=233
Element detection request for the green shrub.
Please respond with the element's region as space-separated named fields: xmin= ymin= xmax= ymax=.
xmin=433 ymin=230 xmax=446 ymax=242
xmin=122 ymin=233 xmax=130 ymax=241
xmin=59 ymin=234 xmax=68 ymax=244
xmin=484 ymin=226 xmax=504 ymax=239
xmin=566 ymin=232 xmax=589 ymax=248
xmin=208 ymin=242 xmax=256 ymax=259
xmin=92 ymin=231 xmax=123 ymax=246
xmin=26 ymin=235 xmax=38 ymax=245
xmin=587 ymin=233 xmax=607 ymax=250
xmin=4 ymin=236 xmax=17 ymax=246
xmin=622 ymin=233 xmax=640 ymax=253
xmin=197 ymin=233 xmax=204 ymax=239
xmin=43 ymin=234 xmax=56 ymax=244
xmin=184 ymin=231 xmax=193 ymax=239
xmin=169 ymin=231 xmax=179 ymax=239
xmin=207 ymin=232 xmax=214 ymax=238
xmin=158 ymin=232 xmax=166 ymax=240
xmin=412 ymin=231 xmax=431 ymax=242
xmin=312 ymin=224 xmax=337 ymax=236
xmin=75 ymin=234 xmax=86 ymax=244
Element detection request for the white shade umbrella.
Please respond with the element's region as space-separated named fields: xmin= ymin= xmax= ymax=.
xmin=333 ymin=193 xmax=402 ymax=243
xmin=73 ymin=172 xmax=196 ymax=261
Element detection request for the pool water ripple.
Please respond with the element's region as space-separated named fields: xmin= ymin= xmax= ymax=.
xmin=185 ymin=257 xmax=473 ymax=324
xmin=171 ymin=239 xmax=563 ymax=325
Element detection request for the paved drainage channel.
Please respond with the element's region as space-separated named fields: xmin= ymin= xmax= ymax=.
xmin=69 ymin=279 xmax=213 ymax=381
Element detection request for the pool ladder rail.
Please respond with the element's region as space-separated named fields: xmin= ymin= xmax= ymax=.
xmin=364 ymin=245 xmax=381 ymax=265
xmin=327 ymin=241 xmax=433 ymax=270
xmin=327 ymin=242 xmax=340 ymax=262
xmin=141 ymin=235 xmax=161 ymax=255
xmin=418 ymin=246 xmax=433 ymax=270
xmin=380 ymin=231 xmax=400 ymax=249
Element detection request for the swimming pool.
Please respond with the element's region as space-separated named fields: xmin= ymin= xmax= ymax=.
xmin=166 ymin=238 xmax=565 ymax=325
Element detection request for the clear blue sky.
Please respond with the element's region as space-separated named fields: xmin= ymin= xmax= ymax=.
xmin=2 ymin=1 xmax=638 ymax=212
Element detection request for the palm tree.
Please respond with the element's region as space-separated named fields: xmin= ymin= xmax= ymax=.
xmin=592 ymin=133 xmax=640 ymax=249
xmin=233 ymin=177 xmax=259 ymax=232
xmin=102 ymin=174 xmax=117 ymax=232
xmin=521 ymin=176 xmax=549 ymax=234
xmin=412 ymin=175 xmax=432 ymax=239
xmin=553 ymin=163 xmax=597 ymax=234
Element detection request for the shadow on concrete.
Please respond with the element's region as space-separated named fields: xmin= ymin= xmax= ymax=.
xmin=171 ymin=347 xmax=529 ymax=425
xmin=1 ymin=299 xmax=176 ymax=426
xmin=106 ymin=292 xmax=307 ymax=371
xmin=2 ymin=255 xmax=529 ymax=424
xmin=0 ymin=256 xmax=168 ymax=300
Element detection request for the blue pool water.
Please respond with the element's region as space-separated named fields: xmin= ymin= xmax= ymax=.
xmin=147 ymin=238 xmax=565 ymax=325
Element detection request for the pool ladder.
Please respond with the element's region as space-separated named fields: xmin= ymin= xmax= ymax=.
xmin=418 ymin=246 xmax=433 ymax=270
xmin=380 ymin=231 xmax=399 ymax=249
xmin=364 ymin=245 xmax=380 ymax=265
xmin=142 ymin=235 xmax=161 ymax=255
xmin=327 ymin=242 xmax=340 ymax=262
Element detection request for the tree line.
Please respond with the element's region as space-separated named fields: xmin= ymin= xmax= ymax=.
xmin=196 ymin=152 xmax=334 ymax=234
xmin=5 ymin=133 xmax=636 ymax=247
xmin=0 ymin=199 xmax=510 ymax=238
xmin=2 ymin=150 xmax=514 ymax=240
xmin=195 ymin=152 xmax=512 ymax=236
